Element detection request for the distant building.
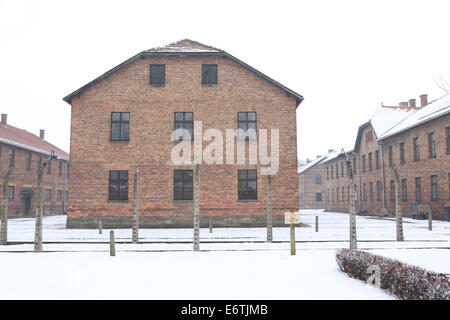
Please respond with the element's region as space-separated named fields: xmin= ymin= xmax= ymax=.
xmin=0 ymin=114 xmax=69 ymax=217
xmin=321 ymin=94 xmax=450 ymax=219
xmin=298 ymin=152 xmax=333 ymax=209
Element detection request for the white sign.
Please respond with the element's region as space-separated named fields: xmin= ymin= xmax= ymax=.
xmin=284 ymin=212 xmax=300 ymax=224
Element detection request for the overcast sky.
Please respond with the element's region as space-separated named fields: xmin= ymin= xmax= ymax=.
xmin=1 ymin=0 xmax=449 ymax=161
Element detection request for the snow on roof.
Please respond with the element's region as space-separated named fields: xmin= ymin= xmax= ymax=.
xmin=145 ymin=39 xmax=221 ymax=53
xmin=298 ymin=155 xmax=327 ymax=174
xmin=367 ymin=106 xmax=416 ymax=138
xmin=322 ymin=145 xmax=354 ymax=164
xmin=378 ymin=93 xmax=450 ymax=141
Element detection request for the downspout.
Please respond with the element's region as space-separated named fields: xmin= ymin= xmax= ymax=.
xmin=324 ymin=170 xmax=327 ymax=211
xmin=379 ymin=142 xmax=388 ymax=216
xmin=62 ymin=161 xmax=68 ymax=214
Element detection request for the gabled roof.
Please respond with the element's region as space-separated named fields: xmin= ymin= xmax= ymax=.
xmin=354 ymin=106 xmax=415 ymax=152
xmin=378 ymin=93 xmax=450 ymax=141
xmin=298 ymin=155 xmax=328 ymax=174
xmin=63 ymin=39 xmax=304 ymax=107
xmin=0 ymin=123 xmax=69 ymax=161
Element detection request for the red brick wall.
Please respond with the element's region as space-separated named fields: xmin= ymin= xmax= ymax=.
xmin=0 ymin=143 xmax=68 ymax=217
xmin=67 ymin=54 xmax=299 ymax=227
xmin=382 ymin=114 xmax=450 ymax=219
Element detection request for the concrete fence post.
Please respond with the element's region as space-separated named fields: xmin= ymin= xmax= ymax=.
xmin=99 ymin=219 xmax=102 ymax=234
xmin=34 ymin=162 xmax=46 ymax=253
xmin=0 ymin=168 xmax=13 ymax=245
xmin=428 ymin=205 xmax=432 ymax=231
xmin=315 ymin=216 xmax=319 ymax=232
xmin=110 ymin=230 xmax=115 ymax=256
xmin=267 ymin=172 xmax=273 ymax=243
xmin=290 ymin=222 xmax=296 ymax=256
xmin=209 ymin=217 xmax=212 ymax=234
xmin=132 ymin=168 xmax=139 ymax=244
xmin=193 ymin=164 xmax=200 ymax=251
xmin=346 ymin=158 xmax=357 ymax=249
xmin=392 ymin=164 xmax=404 ymax=241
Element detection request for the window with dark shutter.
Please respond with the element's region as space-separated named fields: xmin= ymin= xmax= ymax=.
xmin=238 ymin=169 xmax=257 ymax=200
xmin=109 ymin=170 xmax=128 ymax=201
xmin=8 ymin=149 xmax=14 ymax=168
xmin=174 ymin=170 xmax=193 ymax=200
xmin=150 ymin=64 xmax=165 ymax=86
xmin=26 ymin=153 xmax=31 ymax=171
xmin=237 ymin=112 xmax=257 ymax=140
xmin=413 ymin=137 xmax=420 ymax=161
xmin=111 ymin=112 xmax=130 ymax=141
xmin=174 ymin=112 xmax=193 ymax=141
xmin=428 ymin=132 xmax=436 ymax=158
xmin=202 ymin=64 xmax=218 ymax=85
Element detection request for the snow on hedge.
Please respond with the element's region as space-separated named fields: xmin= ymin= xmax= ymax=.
xmin=336 ymin=249 xmax=450 ymax=300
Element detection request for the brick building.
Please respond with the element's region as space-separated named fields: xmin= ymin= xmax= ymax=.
xmin=0 ymin=114 xmax=69 ymax=217
xmin=298 ymin=152 xmax=332 ymax=209
xmin=63 ymin=39 xmax=303 ymax=228
xmin=321 ymin=147 xmax=356 ymax=213
xmin=321 ymin=93 xmax=450 ymax=220
xmin=378 ymin=94 xmax=450 ymax=220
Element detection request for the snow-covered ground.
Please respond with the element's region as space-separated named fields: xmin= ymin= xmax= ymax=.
xmin=0 ymin=209 xmax=448 ymax=299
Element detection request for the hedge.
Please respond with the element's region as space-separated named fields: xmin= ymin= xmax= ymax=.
xmin=336 ymin=248 xmax=450 ymax=300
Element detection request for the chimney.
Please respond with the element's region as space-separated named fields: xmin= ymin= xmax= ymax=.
xmin=409 ymin=99 xmax=416 ymax=107
xmin=317 ymin=155 xmax=321 ymax=159
xmin=420 ymin=94 xmax=428 ymax=107
xmin=399 ymin=101 xmax=408 ymax=108
xmin=306 ymin=158 xmax=310 ymax=164
xmin=39 ymin=129 xmax=45 ymax=140
xmin=328 ymin=149 xmax=334 ymax=153
xmin=1 ymin=114 xmax=7 ymax=126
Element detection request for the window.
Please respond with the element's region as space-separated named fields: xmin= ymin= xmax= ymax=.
xmin=316 ymin=192 xmax=322 ymax=202
xmin=326 ymin=167 xmax=329 ymax=181
xmin=150 ymin=64 xmax=165 ymax=86
xmin=363 ymin=183 xmax=367 ymax=202
xmin=353 ymin=158 xmax=357 ymax=175
xmin=26 ymin=153 xmax=31 ymax=171
xmin=331 ymin=188 xmax=334 ymax=203
xmin=174 ymin=112 xmax=194 ymax=141
xmin=8 ymin=149 xmax=14 ymax=168
xmin=341 ymin=162 xmax=344 ymax=177
xmin=202 ymin=64 xmax=218 ymax=85
xmin=342 ymin=186 xmax=345 ymax=203
xmin=388 ymin=146 xmax=393 ymax=167
xmin=44 ymin=189 xmax=51 ymax=202
xmin=390 ymin=180 xmax=395 ymax=202
xmin=369 ymin=182 xmax=374 ymax=202
xmin=347 ymin=186 xmax=350 ymax=202
xmin=336 ymin=188 xmax=339 ymax=203
xmin=413 ymin=137 xmax=420 ymax=161
xmin=315 ymin=175 xmax=322 ymax=185
xmin=401 ymin=179 xmax=407 ymax=202
xmin=109 ymin=170 xmax=128 ymax=201
xmin=428 ymin=132 xmax=436 ymax=158
xmin=415 ymin=177 xmax=422 ymax=201
xmin=331 ymin=165 xmax=334 ymax=179
xmin=368 ymin=152 xmax=373 ymax=171
xmin=431 ymin=175 xmax=438 ymax=200
xmin=37 ymin=156 xmax=42 ymax=172
xmin=375 ymin=150 xmax=380 ymax=169
xmin=362 ymin=155 xmax=366 ymax=173
xmin=58 ymin=161 xmax=63 ymax=177
xmin=174 ymin=170 xmax=193 ymax=200
xmin=335 ymin=163 xmax=339 ymax=178
xmin=447 ymin=127 xmax=450 ymax=154
xmin=400 ymin=142 xmax=405 ymax=164
xmin=47 ymin=159 xmax=51 ymax=175
xmin=64 ymin=190 xmax=68 ymax=202
xmin=57 ymin=190 xmax=62 ymax=201
xmin=238 ymin=170 xmax=257 ymax=200
xmin=237 ymin=112 xmax=256 ymax=140
xmin=377 ymin=181 xmax=382 ymax=201
xmin=8 ymin=186 xmax=14 ymax=201
xmin=111 ymin=112 xmax=130 ymax=141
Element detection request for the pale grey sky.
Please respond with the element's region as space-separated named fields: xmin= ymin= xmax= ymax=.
xmin=1 ymin=0 xmax=449 ymax=160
